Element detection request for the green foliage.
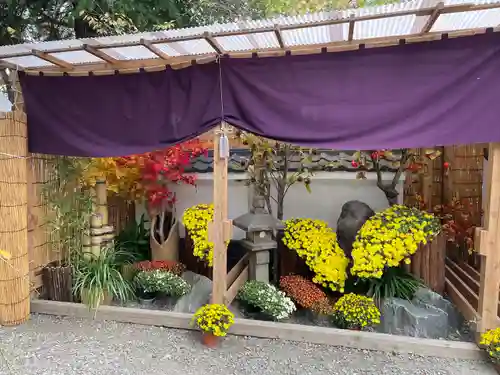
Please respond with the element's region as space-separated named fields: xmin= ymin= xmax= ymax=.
xmin=73 ymin=246 xmax=134 ymax=310
xmin=357 ymin=266 xmax=424 ymax=305
xmin=115 ymin=214 xmax=151 ymax=262
xmin=43 ymin=157 xmax=94 ymax=266
xmin=251 ymin=0 xmax=399 ymax=17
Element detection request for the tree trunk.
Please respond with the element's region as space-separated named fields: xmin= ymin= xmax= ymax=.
xmin=377 ymin=182 xmax=399 ymax=206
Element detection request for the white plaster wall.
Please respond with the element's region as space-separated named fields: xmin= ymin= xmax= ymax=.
xmin=136 ymin=177 xmax=251 ymax=239
xmin=136 ymin=171 xmax=404 ymax=240
xmin=269 ymin=174 xmax=402 ymax=228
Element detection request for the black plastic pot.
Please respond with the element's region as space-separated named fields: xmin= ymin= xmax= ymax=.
xmin=239 ymin=300 xmax=275 ymax=321
xmin=137 ymin=290 xmax=156 ymax=305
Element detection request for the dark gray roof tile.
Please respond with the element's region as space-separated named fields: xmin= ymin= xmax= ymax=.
xmin=186 ymin=149 xmax=402 ymax=173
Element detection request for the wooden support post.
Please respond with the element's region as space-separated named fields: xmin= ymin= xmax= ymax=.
xmin=475 ymin=143 xmax=500 ymax=332
xmin=208 ymin=125 xmax=233 ymax=305
xmin=420 ymin=149 xmax=434 ymax=210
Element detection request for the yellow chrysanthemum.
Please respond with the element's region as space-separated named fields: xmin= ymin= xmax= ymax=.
xmin=332 ymin=293 xmax=381 ymax=329
xmin=192 ymin=303 xmax=235 ymax=337
xmin=480 ymin=327 xmax=500 ymax=362
xmin=283 ymin=218 xmax=348 ymax=292
xmin=182 ymin=204 xmax=229 ymax=267
xmin=351 ymin=205 xmax=441 ymax=278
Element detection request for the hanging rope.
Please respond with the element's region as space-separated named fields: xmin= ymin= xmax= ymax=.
xmin=216 ymin=55 xmax=230 ymax=159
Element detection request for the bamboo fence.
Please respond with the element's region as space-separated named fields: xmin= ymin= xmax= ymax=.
xmin=108 ymin=195 xmax=135 ymax=234
xmin=0 ymin=112 xmax=30 ymax=325
xmin=28 ymin=154 xmax=59 ymax=291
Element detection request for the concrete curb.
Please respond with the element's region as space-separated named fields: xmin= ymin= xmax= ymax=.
xmin=31 ymin=300 xmax=484 ymax=360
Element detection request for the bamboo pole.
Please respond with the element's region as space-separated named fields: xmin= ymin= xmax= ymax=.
xmin=94 ymin=179 xmax=108 ymax=225
xmin=475 ymin=143 xmax=500 ymax=332
xmin=208 ymin=125 xmax=232 ymax=304
xmin=0 ymin=90 xmax=30 ymax=325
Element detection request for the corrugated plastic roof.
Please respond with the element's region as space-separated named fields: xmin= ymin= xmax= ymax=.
xmin=1 ymin=0 xmax=499 ymax=72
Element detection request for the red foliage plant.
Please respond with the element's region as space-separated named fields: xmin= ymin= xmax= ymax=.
xmin=432 ymin=195 xmax=479 ymax=254
xmin=116 ymin=139 xmax=207 ymax=211
xmin=414 ymin=194 xmax=478 ymax=254
xmin=132 ymin=260 xmax=186 ymax=276
xmin=279 ymin=275 xmax=329 ymax=310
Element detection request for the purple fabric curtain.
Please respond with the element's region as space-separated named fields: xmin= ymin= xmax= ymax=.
xmin=21 ymin=64 xmax=223 ymax=156
xmin=20 ymin=32 xmax=500 ymax=157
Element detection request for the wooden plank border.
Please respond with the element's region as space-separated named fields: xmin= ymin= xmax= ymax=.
xmin=30 ymin=299 xmax=484 ymax=360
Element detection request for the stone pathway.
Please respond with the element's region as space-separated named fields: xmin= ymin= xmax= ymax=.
xmin=0 ymin=314 xmax=495 ymax=375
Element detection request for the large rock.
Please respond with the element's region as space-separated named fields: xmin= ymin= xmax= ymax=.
xmin=336 ymin=201 xmax=375 ymax=257
xmin=412 ymin=287 xmax=462 ymax=330
xmin=378 ymin=297 xmax=449 ymax=339
xmin=173 ymin=271 xmax=212 ymax=313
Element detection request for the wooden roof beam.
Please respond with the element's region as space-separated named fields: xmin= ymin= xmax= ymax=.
xmin=140 ymin=39 xmax=171 ymax=60
xmin=204 ymin=32 xmax=224 ymax=54
xmin=82 ymin=44 xmax=119 ymax=65
xmin=32 ymin=50 xmax=74 ymax=69
xmin=420 ymin=2 xmax=445 ymax=34
xmin=274 ymin=25 xmax=285 ymax=49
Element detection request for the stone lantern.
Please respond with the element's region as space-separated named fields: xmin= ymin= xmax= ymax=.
xmin=233 ymin=194 xmax=283 ymax=283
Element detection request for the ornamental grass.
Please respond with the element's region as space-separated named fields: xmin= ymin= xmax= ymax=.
xmin=480 ymin=327 xmax=500 ymax=362
xmin=282 ymin=218 xmax=349 ymax=292
xmin=331 ymin=293 xmax=381 ymax=330
xmin=192 ymin=304 xmax=235 ymax=337
xmin=351 ymin=205 xmax=441 ymax=279
xmin=279 ymin=275 xmax=328 ymax=310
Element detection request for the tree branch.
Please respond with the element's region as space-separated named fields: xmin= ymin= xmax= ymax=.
xmin=0 ymin=69 xmax=14 ymax=108
xmin=391 ymin=148 xmax=411 ymax=188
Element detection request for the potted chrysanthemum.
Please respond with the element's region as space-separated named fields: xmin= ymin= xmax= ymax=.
xmin=192 ymin=304 xmax=235 ymax=348
xmin=331 ymin=293 xmax=381 ymax=331
xmin=237 ymin=280 xmax=296 ymax=321
xmin=134 ymin=269 xmax=191 ymax=306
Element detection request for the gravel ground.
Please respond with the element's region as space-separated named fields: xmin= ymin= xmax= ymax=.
xmin=0 ymin=314 xmax=495 ymax=375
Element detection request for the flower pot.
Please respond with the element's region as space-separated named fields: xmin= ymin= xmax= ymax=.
xmin=201 ymin=332 xmax=219 ymax=348
xmin=151 ymin=216 xmax=179 ymax=262
xmin=138 ymin=296 xmax=156 ymax=306
xmin=42 ymin=262 xmax=72 ymax=302
xmin=80 ymin=289 xmax=113 ymax=307
xmin=239 ymin=301 xmax=275 ymax=321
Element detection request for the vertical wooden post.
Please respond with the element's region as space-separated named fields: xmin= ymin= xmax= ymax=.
xmin=475 ymin=143 xmax=500 ymax=332
xmin=420 ymin=149 xmax=434 ymax=210
xmin=208 ymin=125 xmax=232 ymax=304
